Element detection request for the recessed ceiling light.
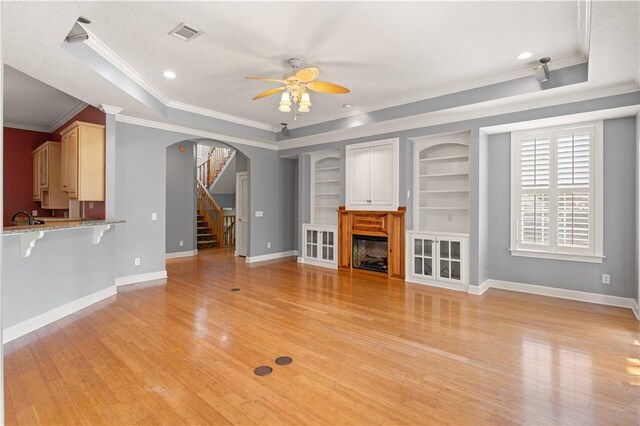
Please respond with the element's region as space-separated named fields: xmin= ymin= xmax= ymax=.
xmin=343 ymin=103 xmax=352 ymax=109
xmin=517 ymin=51 xmax=533 ymax=60
xmin=164 ymin=70 xmax=176 ymax=79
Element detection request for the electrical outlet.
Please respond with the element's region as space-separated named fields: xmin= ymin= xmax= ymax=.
xmin=407 ymin=190 xmax=411 ymax=199
xmin=267 ymin=242 xmax=271 ymax=249
xmin=32 ymin=210 xmax=38 ymax=216
xmin=151 ymin=212 xmax=157 ymax=221
xmin=602 ymin=274 xmax=610 ymax=285
xmin=255 ymin=211 xmax=264 ymax=217
xmin=179 ymin=240 xmax=184 ymax=247
xmin=134 ymin=258 xmax=141 ymax=266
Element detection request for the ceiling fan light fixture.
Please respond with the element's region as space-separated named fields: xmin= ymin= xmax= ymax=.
xmin=298 ymin=104 xmax=310 ymax=113
xmin=300 ymin=92 xmax=312 ymax=107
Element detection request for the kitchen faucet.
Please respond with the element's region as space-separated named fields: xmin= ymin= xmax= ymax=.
xmin=11 ymin=211 xmax=44 ymax=226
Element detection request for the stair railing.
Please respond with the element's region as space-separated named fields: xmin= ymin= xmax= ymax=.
xmin=197 ymin=178 xmax=224 ymax=248
xmin=223 ymin=215 xmax=236 ymax=248
xmin=207 ymin=147 xmax=233 ymax=187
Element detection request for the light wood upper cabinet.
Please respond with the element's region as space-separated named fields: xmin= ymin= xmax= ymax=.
xmin=345 ymin=138 xmax=399 ymax=211
xmin=32 ymin=141 xmax=68 ymax=209
xmin=60 ymin=121 xmax=105 ymax=201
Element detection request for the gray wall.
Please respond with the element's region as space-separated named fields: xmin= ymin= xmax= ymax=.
xmin=2 ymin=229 xmax=116 ymax=328
xmin=487 ymin=117 xmax=637 ymax=298
xmin=637 ymin=112 xmax=640 ymax=306
xmin=115 ymin=122 xmax=296 ymax=278
xmin=166 ymin=141 xmax=196 ymax=254
xmin=213 ymin=194 xmax=235 ymax=209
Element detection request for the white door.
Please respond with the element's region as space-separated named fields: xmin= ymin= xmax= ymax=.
xmin=235 ymin=172 xmax=249 ymax=257
xmin=369 ymin=144 xmax=393 ymax=206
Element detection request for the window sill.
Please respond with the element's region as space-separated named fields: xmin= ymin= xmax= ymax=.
xmin=509 ymin=248 xmax=605 ymax=264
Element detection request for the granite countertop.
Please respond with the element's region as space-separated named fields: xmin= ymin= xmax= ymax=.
xmin=3 ymin=219 xmax=125 ymax=235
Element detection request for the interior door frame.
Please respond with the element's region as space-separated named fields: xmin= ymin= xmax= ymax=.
xmin=235 ymin=171 xmax=249 ymax=257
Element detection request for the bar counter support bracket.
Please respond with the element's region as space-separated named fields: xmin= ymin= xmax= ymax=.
xmin=20 ymin=231 xmax=45 ymax=258
xmin=93 ymin=224 xmax=111 ymax=245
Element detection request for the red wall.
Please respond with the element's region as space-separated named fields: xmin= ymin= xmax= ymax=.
xmin=3 ymin=127 xmax=55 ymax=226
xmin=3 ymin=105 xmax=108 ymax=226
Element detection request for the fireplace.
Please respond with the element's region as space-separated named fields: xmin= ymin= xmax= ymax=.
xmin=352 ymin=235 xmax=388 ymax=273
xmin=338 ymin=207 xmax=405 ymax=280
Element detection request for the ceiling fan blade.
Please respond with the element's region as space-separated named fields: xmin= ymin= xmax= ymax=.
xmin=295 ymin=66 xmax=320 ymax=82
xmin=252 ymin=87 xmax=285 ymax=100
xmin=306 ymin=81 xmax=350 ymax=94
xmin=246 ymin=77 xmax=286 ymax=83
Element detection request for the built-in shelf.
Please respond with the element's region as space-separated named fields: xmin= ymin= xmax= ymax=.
xmin=315 ymin=180 xmax=340 ymax=184
xmin=420 ymin=155 xmax=469 ymax=162
xmin=419 ymin=207 xmax=469 ymax=210
xmin=316 ymin=206 xmax=339 ymax=209
xmin=311 ymin=151 xmax=341 ymax=226
xmin=419 ymin=190 xmax=469 ymax=194
xmin=315 ymin=166 xmax=340 ymax=171
xmin=419 ymin=172 xmax=469 ymax=178
xmin=316 ymin=192 xmax=339 ymax=196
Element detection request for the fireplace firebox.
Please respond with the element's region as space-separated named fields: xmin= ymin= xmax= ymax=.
xmin=352 ymin=235 xmax=388 ymax=273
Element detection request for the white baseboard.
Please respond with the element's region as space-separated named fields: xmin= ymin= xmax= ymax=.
xmin=406 ymin=277 xmax=467 ymax=292
xmin=632 ymin=301 xmax=640 ymax=322
xmin=246 ymin=250 xmax=298 ymax=263
xmin=166 ymin=250 xmax=198 ymax=259
xmin=3 ymin=285 xmax=117 ymax=344
xmin=297 ymin=257 xmax=338 ymax=270
xmin=483 ymin=279 xmax=637 ymax=310
xmin=115 ymin=270 xmax=168 ymax=287
xmin=468 ymin=280 xmax=491 ymax=295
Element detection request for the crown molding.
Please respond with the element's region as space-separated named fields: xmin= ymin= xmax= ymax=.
xmin=277 ymin=82 xmax=639 ymax=150
xmin=286 ymin=54 xmax=587 ymax=130
xmin=84 ymin=26 xmax=170 ymax=106
xmin=99 ymin=104 xmax=123 ymax=115
xmin=47 ymin=101 xmax=88 ymax=133
xmin=3 ymin=121 xmax=50 ymax=133
xmin=166 ymin=100 xmax=278 ymax=132
xmin=115 ymin=114 xmax=278 ymax=151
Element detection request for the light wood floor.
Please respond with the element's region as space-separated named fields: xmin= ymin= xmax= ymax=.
xmin=4 ymin=249 xmax=640 ymax=425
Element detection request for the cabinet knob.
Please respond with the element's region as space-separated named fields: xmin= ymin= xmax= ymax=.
xmin=367 ymin=200 xmax=372 ymax=203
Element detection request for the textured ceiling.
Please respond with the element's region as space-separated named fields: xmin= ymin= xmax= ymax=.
xmin=2 ymin=1 xmax=638 ymax=131
xmin=3 ymin=65 xmax=84 ymax=129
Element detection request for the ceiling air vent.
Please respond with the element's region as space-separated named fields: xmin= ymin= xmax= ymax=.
xmin=169 ymin=23 xmax=203 ymax=41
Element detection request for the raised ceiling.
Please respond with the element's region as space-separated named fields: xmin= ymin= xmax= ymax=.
xmin=2 ymin=1 xmax=638 ymax=132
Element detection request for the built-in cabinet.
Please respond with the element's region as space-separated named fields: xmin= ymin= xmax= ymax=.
xmin=32 ymin=141 xmax=68 ymax=209
xmin=60 ymin=121 xmax=105 ymax=201
xmin=311 ymin=151 xmax=340 ymax=225
xmin=346 ymin=138 xmax=399 ymax=211
xmin=302 ymin=224 xmax=338 ymax=268
xmin=407 ymin=231 xmax=469 ymax=290
xmin=408 ymin=131 xmax=470 ymax=290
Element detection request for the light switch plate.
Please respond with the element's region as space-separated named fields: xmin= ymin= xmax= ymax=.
xmin=255 ymin=211 xmax=264 ymax=217
xmin=602 ymin=274 xmax=610 ymax=284
xmin=151 ymin=213 xmax=157 ymax=221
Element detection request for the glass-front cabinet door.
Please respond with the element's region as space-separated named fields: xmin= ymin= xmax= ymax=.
xmin=303 ymin=224 xmax=338 ymax=267
xmin=412 ymin=236 xmax=435 ymax=279
xmin=437 ymin=238 xmax=462 ymax=283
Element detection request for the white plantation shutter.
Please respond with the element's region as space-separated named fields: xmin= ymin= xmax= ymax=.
xmin=512 ymin=123 xmax=601 ymax=261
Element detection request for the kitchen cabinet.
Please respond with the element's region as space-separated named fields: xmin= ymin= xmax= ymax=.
xmin=345 ymin=138 xmax=398 ymax=211
xmin=407 ymin=231 xmax=469 ymax=290
xmin=60 ymin=121 xmax=105 ymax=201
xmin=32 ymin=141 xmax=68 ymax=209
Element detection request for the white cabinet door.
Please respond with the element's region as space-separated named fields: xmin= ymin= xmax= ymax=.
xmin=436 ymin=237 xmax=463 ymax=283
xmin=349 ymin=146 xmax=371 ymax=206
xmin=369 ymin=144 xmax=393 ymax=207
xmin=412 ymin=236 xmax=436 ymax=279
xmin=346 ymin=138 xmax=398 ymax=210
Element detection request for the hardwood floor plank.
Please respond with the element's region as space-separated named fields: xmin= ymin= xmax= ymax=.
xmin=4 ymin=248 xmax=639 ymax=425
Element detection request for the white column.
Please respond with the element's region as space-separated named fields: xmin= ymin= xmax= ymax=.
xmin=99 ymin=105 xmax=122 ymax=219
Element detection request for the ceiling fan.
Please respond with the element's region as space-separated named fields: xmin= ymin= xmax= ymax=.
xmin=246 ymin=58 xmax=350 ymax=113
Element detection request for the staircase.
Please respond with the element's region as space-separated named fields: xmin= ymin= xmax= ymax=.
xmin=196 ymin=147 xmax=236 ymax=249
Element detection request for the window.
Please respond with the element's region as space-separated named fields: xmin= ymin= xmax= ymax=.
xmin=510 ymin=122 xmax=603 ymax=263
